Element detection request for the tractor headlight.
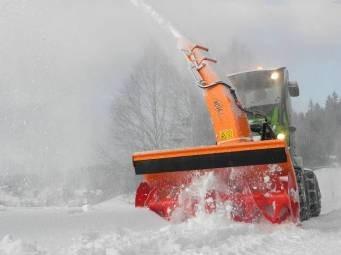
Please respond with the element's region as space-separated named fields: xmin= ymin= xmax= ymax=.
xmin=277 ymin=133 xmax=286 ymax=141
xmin=271 ymin=71 xmax=280 ymax=80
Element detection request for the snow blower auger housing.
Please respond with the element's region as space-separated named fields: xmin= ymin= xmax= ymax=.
xmin=133 ymin=38 xmax=300 ymax=224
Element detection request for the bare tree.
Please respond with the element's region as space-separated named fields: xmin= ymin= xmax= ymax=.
xmin=114 ymin=47 xmax=184 ymax=152
xmin=112 ymin=43 xmax=213 ymax=153
xmin=107 ymin=43 xmax=214 ymax=192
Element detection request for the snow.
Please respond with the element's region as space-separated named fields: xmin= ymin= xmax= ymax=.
xmin=0 ymin=235 xmax=46 ymax=255
xmin=314 ymin=168 xmax=341 ymax=214
xmin=129 ymin=0 xmax=182 ymax=39
xmin=0 ymin=168 xmax=340 ymax=255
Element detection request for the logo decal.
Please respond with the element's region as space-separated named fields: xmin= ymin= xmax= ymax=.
xmin=220 ymin=129 xmax=234 ymax=141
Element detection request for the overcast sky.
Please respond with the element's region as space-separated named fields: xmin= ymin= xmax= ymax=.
xmin=144 ymin=0 xmax=341 ymax=108
xmin=0 ymin=0 xmax=340 ymax=173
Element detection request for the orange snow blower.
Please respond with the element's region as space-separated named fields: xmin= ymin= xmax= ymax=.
xmin=133 ymin=38 xmax=300 ymax=224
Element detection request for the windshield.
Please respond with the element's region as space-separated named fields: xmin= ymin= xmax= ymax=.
xmin=228 ymin=70 xmax=283 ymax=115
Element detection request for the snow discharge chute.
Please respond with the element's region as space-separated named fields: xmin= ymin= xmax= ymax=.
xmin=132 ymin=37 xmax=300 ymax=224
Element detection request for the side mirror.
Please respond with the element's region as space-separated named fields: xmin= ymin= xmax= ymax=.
xmin=289 ymin=126 xmax=297 ymax=133
xmin=288 ymin=81 xmax=300 ymax=97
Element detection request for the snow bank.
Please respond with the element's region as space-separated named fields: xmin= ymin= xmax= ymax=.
xmin=314 ymin=168 xmax=341 ymax=214
xmin=0 ymin=187 xmax=104 ymax=207
xmin=66 ymin=213 xmax=341 ymax=255
xmin=0 ymin=235 xmax=46 ymax=255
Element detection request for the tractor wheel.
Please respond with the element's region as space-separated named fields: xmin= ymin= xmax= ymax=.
xmin=295 ymin=167 xmax=310 ymax=221
xmin=303 ymin=170 xmax=321 ymax=217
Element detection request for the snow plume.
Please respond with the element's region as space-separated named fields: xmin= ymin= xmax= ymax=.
xmin=171 ymin=171 xmax=238 ymax=222
xmin=172 ymin=172 xmax=218 ymax=222
xmin=129 ymin=0 xmax=182 ymax=39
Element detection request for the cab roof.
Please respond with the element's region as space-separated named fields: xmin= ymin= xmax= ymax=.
xmin=226 ymin=67 xmax=286 ymax=78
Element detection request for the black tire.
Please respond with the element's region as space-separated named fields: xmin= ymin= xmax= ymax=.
xmin=295 ymin=167 xmax=310 ymax=221
xmin=303 ymin=170 xmax=321 ymax=217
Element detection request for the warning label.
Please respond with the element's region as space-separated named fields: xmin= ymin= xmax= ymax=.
xmin=220 ymin=129 xmax=234 ymax=141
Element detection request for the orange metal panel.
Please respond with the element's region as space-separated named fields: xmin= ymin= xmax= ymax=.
xmin=178 ymin=38 xmax=251 ymax=144
xmin=133 ymin=140 xmax=287 ymax=161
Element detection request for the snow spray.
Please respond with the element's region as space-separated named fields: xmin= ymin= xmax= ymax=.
xmin=129 ymin=0 xmax=182 ymax=39
xmin=129 ymin=0 xmax=230 ymax=221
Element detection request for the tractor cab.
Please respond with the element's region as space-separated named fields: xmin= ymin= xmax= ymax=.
xmin=227 ymin=67 xmax=299 ymax=148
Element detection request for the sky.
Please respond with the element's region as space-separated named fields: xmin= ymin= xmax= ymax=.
xmin=142 ymin=0 xmax=341 ymax=109
xmin=0 ymin=0 xmax=340 ymax=174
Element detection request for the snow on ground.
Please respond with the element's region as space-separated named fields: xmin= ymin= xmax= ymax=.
xmin=0 ymin=168 xmax=340 ymax=255
xmin=314 ymin=168 xmax=341 ymax=214
xmin=0 ymin=235 xmax=46 ymax=255
xmin=0 ymin=196 xmax=167 ymax=254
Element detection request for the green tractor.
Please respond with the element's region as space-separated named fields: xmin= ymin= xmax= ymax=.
xmin=228 ymin=67 xmax=321 ymax=221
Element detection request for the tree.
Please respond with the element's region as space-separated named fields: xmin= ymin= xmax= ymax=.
xmin=294 ymin=92 xmax=341 ymax=167
xmin=108 ymin=43 xmax=214 ymax=192
xmin=113 ymin=45 xmax=202 ymax=151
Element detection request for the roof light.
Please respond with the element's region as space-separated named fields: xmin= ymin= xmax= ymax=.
xmin=271 ymin=71 xmax=280 ymax=80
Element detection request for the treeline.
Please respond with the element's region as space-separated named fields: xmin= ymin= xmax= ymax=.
xmin=293 ymin=92 xmax=341 ymax=168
